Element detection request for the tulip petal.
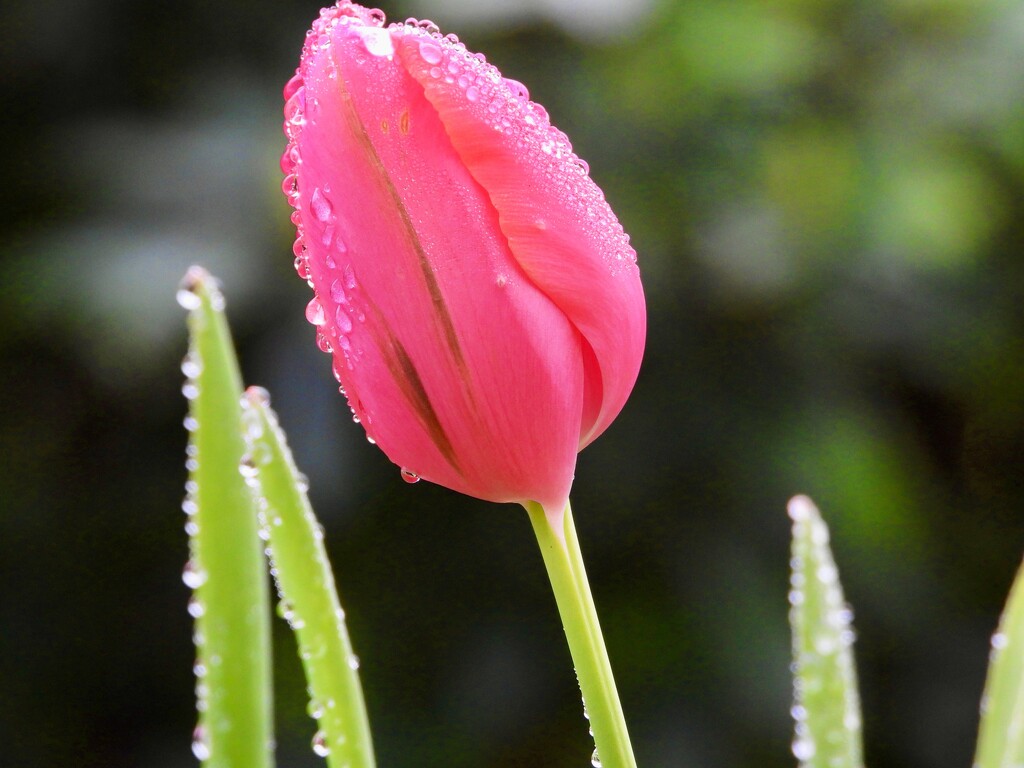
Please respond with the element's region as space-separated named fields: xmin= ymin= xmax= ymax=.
xmin=288 ymin=9 xmax=587 ymax=510
xmin=394 ymin=28 xmax=646 ymax=448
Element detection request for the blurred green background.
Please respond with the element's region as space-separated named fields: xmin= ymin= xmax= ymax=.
xmin=2 ymin=0 xmax=1023 ymax=766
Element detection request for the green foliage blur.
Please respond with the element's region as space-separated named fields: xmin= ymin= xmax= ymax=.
xmin=1 ymin=0 xmax=1022 ymax=766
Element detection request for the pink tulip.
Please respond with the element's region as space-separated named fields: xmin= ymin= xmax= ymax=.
xmin=281 ymin=2 xmax=645 ymax=515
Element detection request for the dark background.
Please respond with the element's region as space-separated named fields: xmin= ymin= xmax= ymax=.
xmin=2 ymin=0 xmax=1024 ymax=766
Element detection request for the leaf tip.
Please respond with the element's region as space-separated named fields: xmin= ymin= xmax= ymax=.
xmin=787 ymin=494 xmax=818 ymax=523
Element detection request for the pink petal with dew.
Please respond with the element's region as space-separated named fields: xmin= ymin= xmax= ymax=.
xmin=287 ymin=10 xmax=583 ymax=511
xmin=394 ymin=28 xmax=646 ymax=449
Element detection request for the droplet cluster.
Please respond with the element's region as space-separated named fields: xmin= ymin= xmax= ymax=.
xmin=392 ymin=20 xmax=638 ymax=278
xmin=281 ymin=4 xmax=386 ymax=442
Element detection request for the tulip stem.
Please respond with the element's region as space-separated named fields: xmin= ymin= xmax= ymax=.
xmin=525 ymin=500 xmax=637 ymax=768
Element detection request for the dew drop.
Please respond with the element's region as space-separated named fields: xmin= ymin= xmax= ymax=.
xmin=312 ymin=730 xmax=330 ymax=757
xmin=335 ymin=306 xmax=353 ymax=334
xmin=187 ymin=596 xmax=205 ymax=618
xmin=183 ymin=415 xmax=199 ymax=432
xmin=992 ymin=632 xmax=1009 ymax=650
xmin=419 ymin=40 xmax=442 ymax=64
xmin=181 ymin=353 xmax=202 ymax=379
xmin=310 ymin=187 xmax=333 ymax=223
xmin=792 ymin=736 xmax=816 ymax=761
xmin=239 ymin=455 xmax=260 ymax=479
xmin=307 ymin=698 xmax=324 ymax=720
xmin=191 ymin=725 xmax=211 ymax=760
xmin=282 ymin=173 xmax=300 ymax=200
xmin=277 ymin=598 xmax=295 ymax=620
xmin=348 ymin=654 xmax=361 ymax=670
xmin=591 ymin=748 xmax=602 ymax=767
xmin=182 ymin=560 xmax=207 ymax=589
xmin=283 ymin=72 xmax=304 ymax=100
xmin=344 ymin=264 xmax=358 ymax=290
xmin=305 ymin=297 xmax=327 ymax=326
xmin=176 ymin=287 xmax=201 ymax=311
xmin=504 ymin=78 xmax=530 ymax=101
xmin=248 ymin=386 xmax=271 ymax=408
xmin=181 ymin=381 xmax=199 ymax=400
xmin=367 ymin=8 xmax=386 ymax=26
xmin=356 ymin=26 xmax=395 ymax=57
xmin=400 ymin=468 xmax=420 ymax=484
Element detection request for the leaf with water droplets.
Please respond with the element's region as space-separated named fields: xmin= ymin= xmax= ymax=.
xmin=974 ymin=555 xmax=1024 ymax=768
xmin=240 ymin=387 xmax=375 ymax=768
xmin=180 ymin=266 xmax=273 ymax=767
xmin=787 ymin=496 xmax=864 ymax=768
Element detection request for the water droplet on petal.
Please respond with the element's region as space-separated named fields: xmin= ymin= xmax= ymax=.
xmin=310 ymin=187 xmax=333 ymax=223
xmin=305 ymin=297 xmax=327 ymax=326
xmin=333 ymin=306 xmax=353 ymax=334
xmin=283 ymin=72 xmax=303 ymax=100
xmin=400 ymin=468 xmax=420 ymax=483
xmin=356 ymin=26 xmax=395 ymax=57
xmin=591 ymin=748 xmax=602 ymax=767
xmin=504 ymin=78 xmax=530 ymax=101
xmin=419 ymin=40 xmax=442 ymax=64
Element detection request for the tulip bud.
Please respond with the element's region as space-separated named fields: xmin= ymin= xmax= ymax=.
xmin=282 ymin=2 xmax=645 ymax=514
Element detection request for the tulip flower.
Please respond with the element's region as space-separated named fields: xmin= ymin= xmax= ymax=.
xmin=281 ymin=1 xmax=645 ymax=518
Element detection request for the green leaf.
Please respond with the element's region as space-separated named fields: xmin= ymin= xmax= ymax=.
xmin=180 ymin=267 xmax=274 ymax=767
xmin=975 ymin=556 xmax=1024 ymax=768
xmin=787 ymin=495 xmax=864 ymax=768
xmin=240 ymin=387 xmax=376 ymax=768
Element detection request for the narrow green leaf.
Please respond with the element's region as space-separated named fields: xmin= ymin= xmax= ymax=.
xmin=787 ymin=495 xmax=864 ymax=768
xmin=240 ymin=387 xmax=376 ymax=768
xmin=975 ymin=556 xmax=1024 ymax=768
xmin=180 ymin=266 xmax=273 ymax=767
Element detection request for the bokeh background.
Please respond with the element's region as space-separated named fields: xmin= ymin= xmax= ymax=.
xmin=3 ymin=0 xmax=1023 ymax=766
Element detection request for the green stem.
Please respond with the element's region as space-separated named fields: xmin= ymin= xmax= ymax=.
xmin=525 ymin=500 xmax=637 ymax=768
